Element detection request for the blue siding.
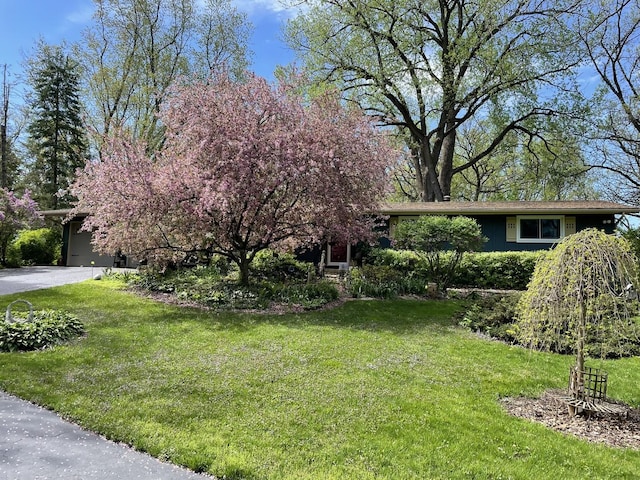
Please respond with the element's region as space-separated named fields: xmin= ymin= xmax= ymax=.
xmin=384 ymin=213 xmax=618 ymax=252
xmin=473 ymin=214 xmax=617 ymax=251
xmin=469 ymin=215 xmax=550 ymax=252
xmin=577 ymin=215 xmax=616 ymax=233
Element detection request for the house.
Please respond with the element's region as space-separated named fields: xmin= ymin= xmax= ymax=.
xmin=324 ymin=201 xmax=640 ymax=267
xmin=44 ymin=201 xmax=640 ymax=268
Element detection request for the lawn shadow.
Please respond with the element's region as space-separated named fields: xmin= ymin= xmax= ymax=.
xmin=0 ymin=282 xmax=466 ymax=338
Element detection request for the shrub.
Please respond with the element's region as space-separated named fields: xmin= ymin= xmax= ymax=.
xmin=363 ymin=248 xmax=542 ymax=291
xmin=0 ymin=310 xmax=84 ymax=352
xmin=621 ymin=226 xmax=640 ymax=261
xmin=363 ymin=248 xmax=425 ymax=274
xmin=453 ymin=251 xmax=544 ymax=290
xmin=250 ymin=250 xmax=311 ymax=282
xmin=516 ymin=229 xmax=639 ymax=372
xmin=347 ymin=265 xmax=428 ymax=298
xmin=4 ymin=244 xmax=22 ymax=268
xmin=12 ymin=228 xmax=61 ymax=265
xmin=458 ymin=293 xmax=521 ymax=343
xmin=393 ymin=216 xmax=486 ymax=292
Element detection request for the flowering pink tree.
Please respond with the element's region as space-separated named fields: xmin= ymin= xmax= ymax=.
xmin=72 ymin=73 xmax=398 ymax=284
xmin=0 ymin=189 xmax=42 ymax=265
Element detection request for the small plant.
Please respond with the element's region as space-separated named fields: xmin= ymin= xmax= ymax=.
xmin=126 ymin=265 xmax=338 ymax=310
xmin=0 ymin=309 xmax=84 ymax=352
xmin=346 ymin=265 xmax=428 ymax=298
xmin=270 ymin=281 xmax=339 ymax=309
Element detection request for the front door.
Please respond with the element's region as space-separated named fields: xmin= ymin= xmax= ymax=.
xmin=327 ymin=242 xmax=350 ymax=267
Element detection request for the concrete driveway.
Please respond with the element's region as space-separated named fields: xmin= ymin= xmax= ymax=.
xmin=0 ymin=266 xmax=99 ymax=295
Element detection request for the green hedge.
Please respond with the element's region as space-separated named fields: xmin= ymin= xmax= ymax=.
xmin=363 ymin=248 xmax=544 ymax=291
xmin=0 ymin=310 xmax=84 ymax=352
xmin=452 ymin=251 xmax=545 ymax=290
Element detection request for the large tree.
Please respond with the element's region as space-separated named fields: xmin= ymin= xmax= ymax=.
xmin=575 ymin=0 xmax=640 ymax=205
xmin=71 ymin=73 xmax=397 ymax=284
xmin=451 ymin=118 xmax=596 ymax=201
xmin=76 ymin=0 xmax=251 ymax=154
xmin=1 ymin=65 xmax=10 ymax=189
xmin=286 ymin=0 xmax=583 ymax=201
xmin=25 ymin=43 xmax=89 ymax=209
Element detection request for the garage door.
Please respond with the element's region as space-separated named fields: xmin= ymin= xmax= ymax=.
xmin=66 ymin=221 xmax=114 ymax=267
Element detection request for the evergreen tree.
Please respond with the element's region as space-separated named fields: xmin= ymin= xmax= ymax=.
xmin=25 ymin=43 xmax=88 ymax=209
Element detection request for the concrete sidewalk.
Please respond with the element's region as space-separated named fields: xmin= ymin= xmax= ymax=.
xmin=0 ymin=391 xmax=213 ymax=479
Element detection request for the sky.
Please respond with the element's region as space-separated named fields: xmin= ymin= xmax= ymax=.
xmin=0 ymin=0 xmax=298 ymax=87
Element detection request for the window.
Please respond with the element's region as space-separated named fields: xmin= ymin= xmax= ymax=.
xmin=517 ymin=215 xmax=564 ymax=243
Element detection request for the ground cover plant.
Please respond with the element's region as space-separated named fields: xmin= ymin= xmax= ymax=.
xmin=0 ymin=280 xmax=639 ymax=479
xmin=0 ymin=308 xmax=83 ymax=352
xmin=127 ymin=252 xmax=339 ymax=310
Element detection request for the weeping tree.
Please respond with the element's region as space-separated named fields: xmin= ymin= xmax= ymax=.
xmin=516 ymin=228 xmax=639 ymax=415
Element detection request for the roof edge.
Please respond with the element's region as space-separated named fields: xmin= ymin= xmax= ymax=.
xmin=379 ymin=201 xmax=640 ymax=216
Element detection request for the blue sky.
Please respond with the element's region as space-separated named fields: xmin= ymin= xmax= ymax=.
xmin=0 ymin=0 xmax=297 ymax=83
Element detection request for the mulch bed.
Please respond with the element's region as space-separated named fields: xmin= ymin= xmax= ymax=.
xmin=501 ymin=389 xmax=640 ymax=449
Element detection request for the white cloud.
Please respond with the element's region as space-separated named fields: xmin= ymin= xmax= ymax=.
xmin=235 ymin=0 xmax=286 ymax=13
xmin=233 ymin=0 xmax=302 ymax=17
xmin=66 ymin=3 xmax=95 ymax=24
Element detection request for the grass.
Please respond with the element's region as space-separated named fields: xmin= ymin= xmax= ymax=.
xmin=0 ymin=279 xmax=639 ymax=479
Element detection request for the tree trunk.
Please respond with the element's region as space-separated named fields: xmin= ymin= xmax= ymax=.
xmin=568 ymin=299 xmax=587 ymax=416
xmin=1 ymin=65 xmax=8 ymax=189
xmin=438 ymin=128 xmax=456 ymax=199
xmin=0 ymin=124 xmax=6 ymax=189
xmin=416 ymin=114 xmax=457 ymax=202
xmin=238 ymin=254 xmax=250 ymax=286
xmin=419 ymin=141 xmax=443 ymax=202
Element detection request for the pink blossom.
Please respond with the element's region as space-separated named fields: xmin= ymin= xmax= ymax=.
xmin=72 ymin=72 xmax=401 ymax=283
xmin=0 ymin=189 xmax=43 ymax=265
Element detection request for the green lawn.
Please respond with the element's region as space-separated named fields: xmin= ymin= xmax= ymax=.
xmin=1 ymin=279 xmax=639 ymax=479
